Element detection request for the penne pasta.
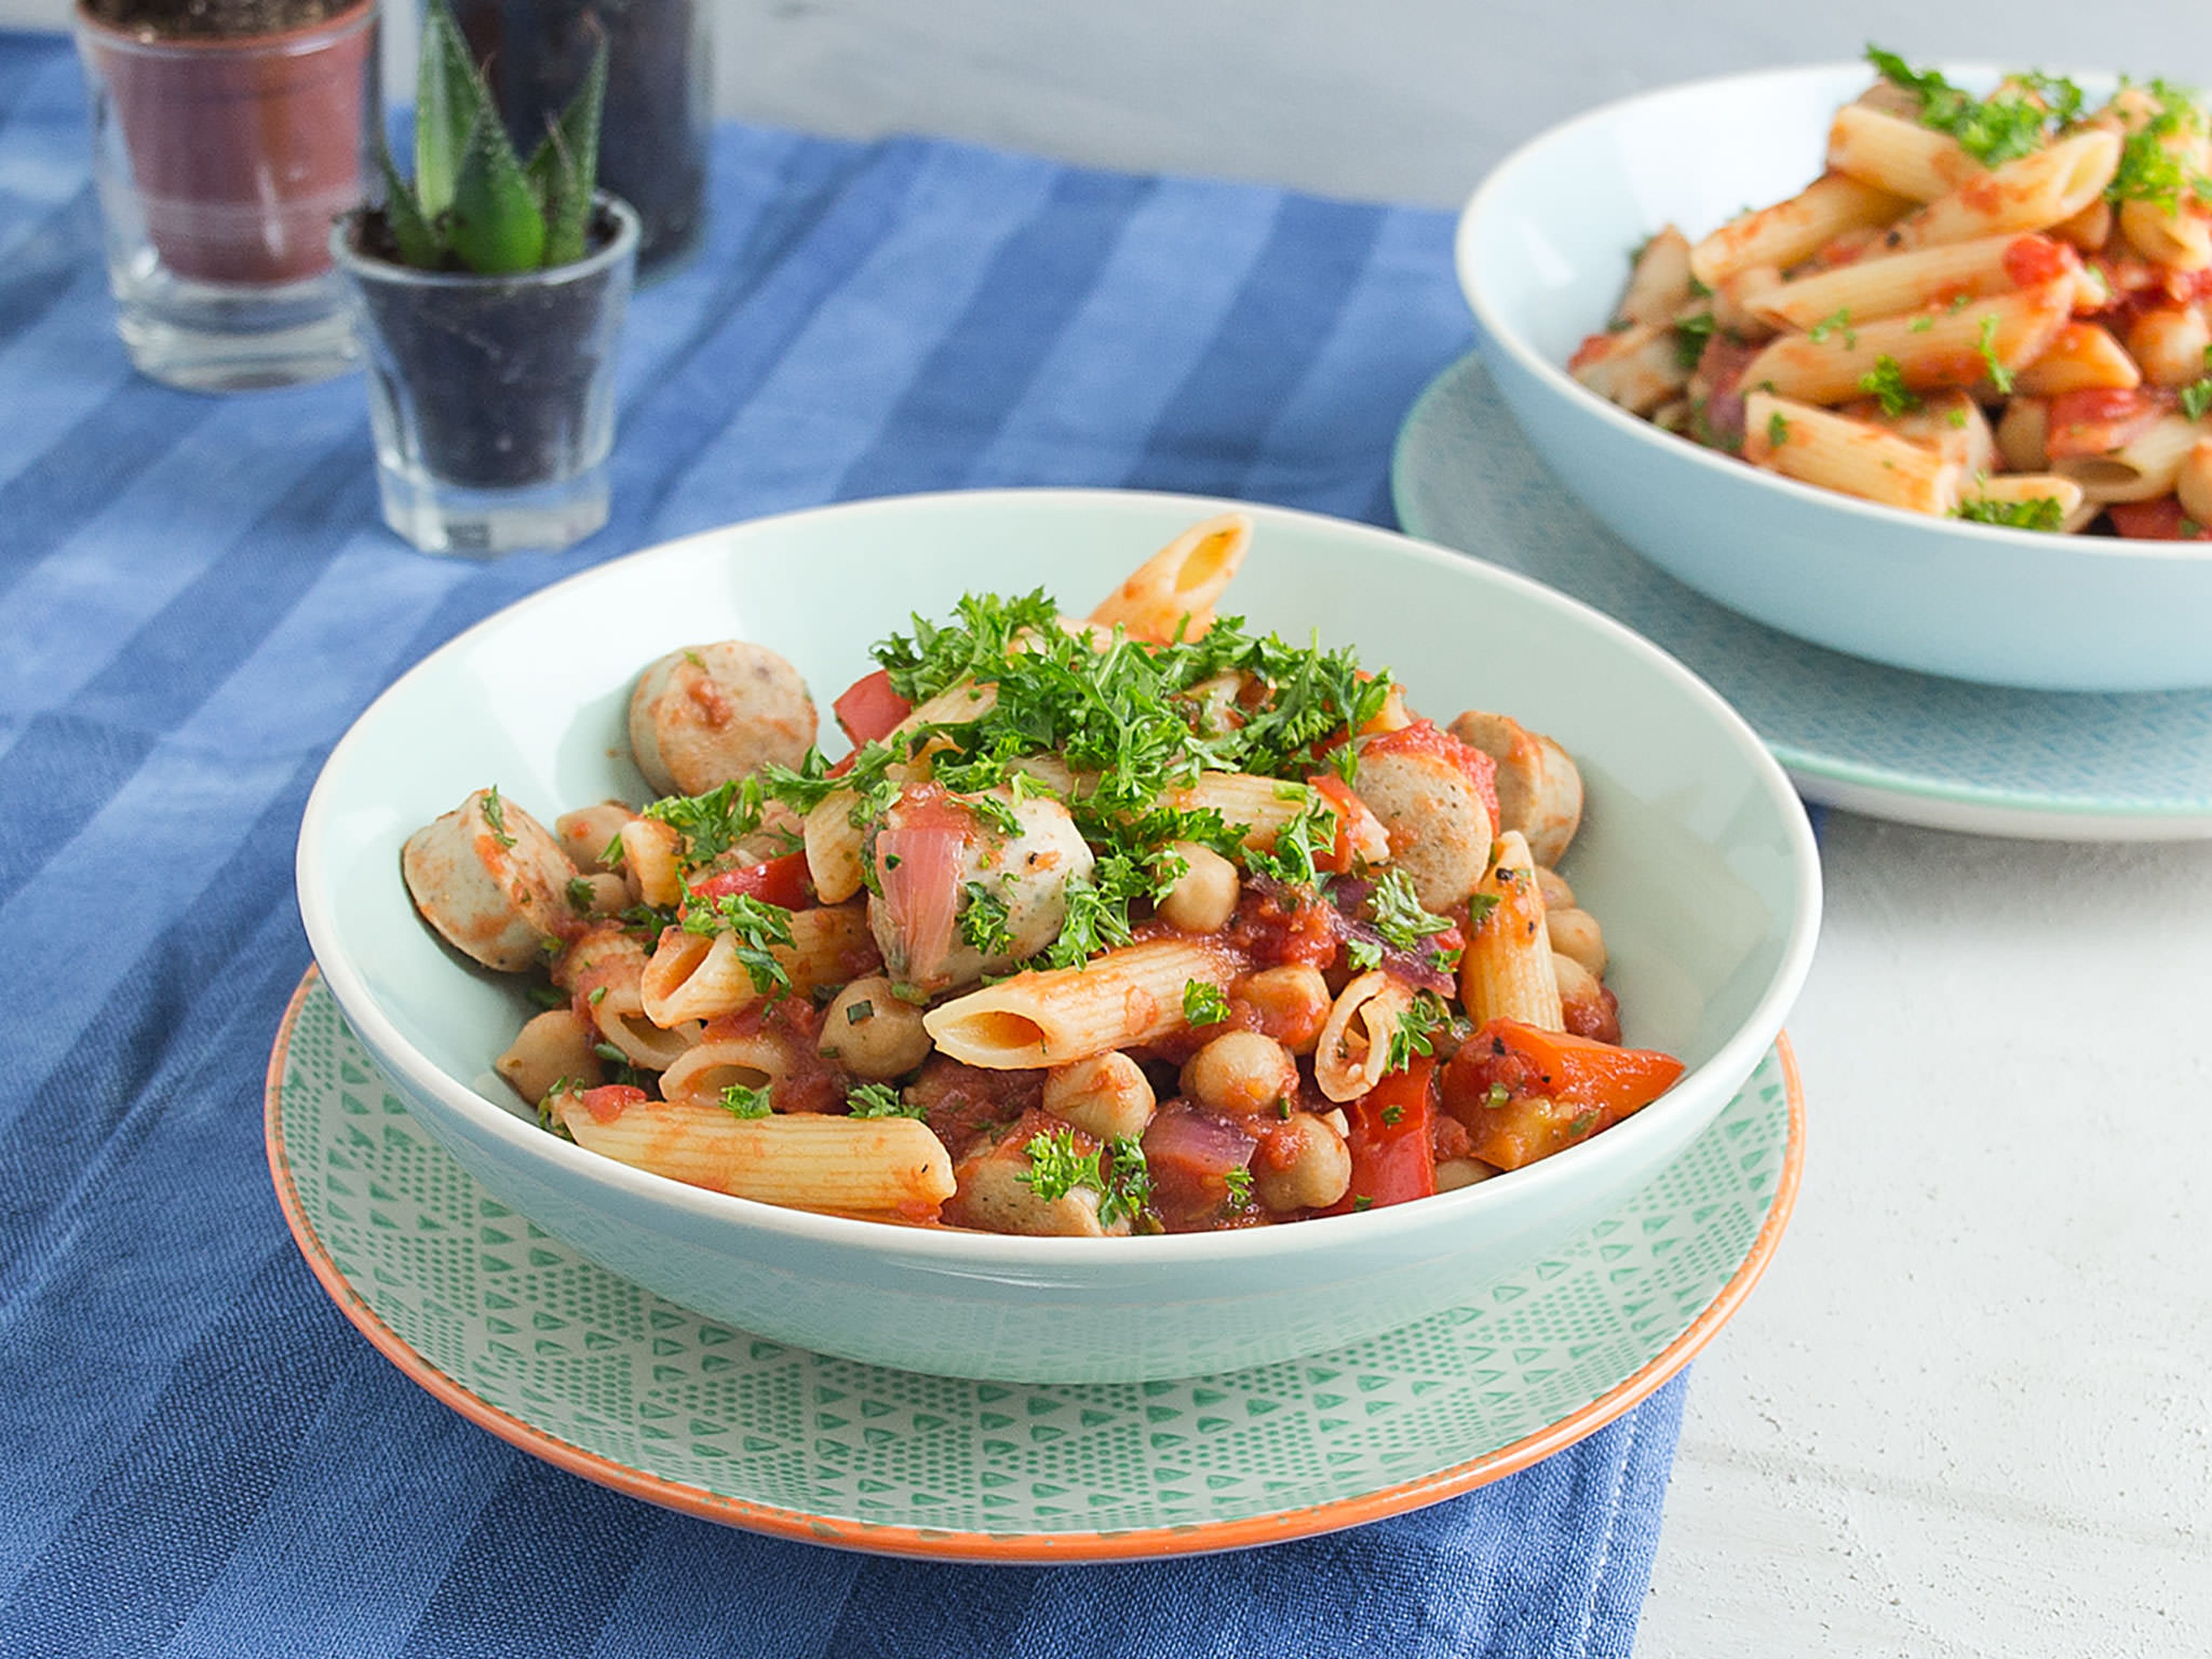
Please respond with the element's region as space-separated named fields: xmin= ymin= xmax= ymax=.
xmin=1878 ymin=129 xmax=2120 ymax=252
xmin=1565 ymin=321 xmax=1691 ymax=415
xmin=1689 ymin=173 xmax=1911 ymax=287
xmin=2010 ymin=323 xmax=2142 ymax=396
xmin=1311 ymin=971 xmax=1414 ymax=1104
xmin=1739 ymin=279 xmax=2071 ymax=406
xmin=641 ymin=903 xmax=878 ymax=1027
xmin=2051 ymin=414 xmax=2211 ymax=503
xmin=925 ymin=937 xmax=1238 ymax=1069
xmin=1749 ymin=233 xmax=2061 ymax=331
xmin=1745 ymin=391 xmax=1961 ymax=514
xmin=1618 ymin=225 xmax=1694 ymax=327
xmin=1826 ymin=103 xmax=1984 ymax=203
xmin=558 ymin=1092 xmax=955 ymax=1211
xmin=1088 ymin=511 xmax=1250 ymax=643
xmin=1459 ymin=831 xmax=1565 ymax=1032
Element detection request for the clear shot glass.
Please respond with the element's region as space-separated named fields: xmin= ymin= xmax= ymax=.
xmin=331 ymin=195 xmax=639 ymax=556
xmin=73 ymin=0 xmax=380 ymax=392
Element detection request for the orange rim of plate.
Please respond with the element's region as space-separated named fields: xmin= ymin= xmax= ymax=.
xmin=265 ymin=964 xmax=1806 ymax=1563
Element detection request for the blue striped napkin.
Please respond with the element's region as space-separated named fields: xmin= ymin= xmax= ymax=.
xmin=0 ymin=31 xmax=1684 ymax=1657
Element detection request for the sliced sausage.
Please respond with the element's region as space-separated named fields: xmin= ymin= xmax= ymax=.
xmin=628 ymin=642 xmax=817 ymax=798
xmin=1351 ymin=745 xmax=1494 ymax=914
xmin=1448 ymin=710 xmax=1584 ymax=869
xmin=402 ymin=789 xmax=578 ymax=972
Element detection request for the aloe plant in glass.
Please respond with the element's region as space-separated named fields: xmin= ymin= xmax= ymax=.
xmin=332 ymin=2 xmax=637 ymax=555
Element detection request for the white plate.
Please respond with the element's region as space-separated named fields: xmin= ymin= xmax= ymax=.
xmin=1393 ymin=353 xmax=2212 ymax=840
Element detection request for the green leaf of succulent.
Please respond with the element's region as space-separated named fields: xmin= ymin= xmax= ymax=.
xmin=413 ymin=0 xmax=484 ymax=221
xmin=447 ymin=102 xmax=549 ymax=274
xmin=527 ymin=32 xmax=607 ymax=267
xmin=377 ymin=146 xmax=444 ymax=269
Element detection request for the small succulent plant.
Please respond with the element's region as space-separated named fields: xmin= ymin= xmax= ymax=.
xmin=378 ymin=1 xmax=608 ymax=274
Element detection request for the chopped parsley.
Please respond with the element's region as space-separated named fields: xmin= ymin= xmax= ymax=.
xmin=1380 ymin=1104 xmax=1404 ymax=1126
xmin=1808 ymin=306 xmax=1856 ymax=350
xmin=1865 ymin=47 xmax=2082 ymax=168
xmin=1767 ymin=410 xmax=1791 ymax=448
xmin=1184 ymin=979 xmax=1232 ymax=1026
xmin=1099 ymin=1136 xmax=1153 ymax=1229
xmin=1014 ymin=1126 xmax=1156 ymax=1226
xmin=1385 ymin=989 xmax=1452 ymax=1074
xmin=844 ymin=998 xmax=875 ymax=1025
xmin=565 ymin=875 xmax=596 ymax=915
xmin=1222 ymin=1164 xmax=1254 ymax=1211
xmin=644 ymin=777 xmax=766 ymax=870
xmin=1345 ymin=935 xmax=1384 ymax=972
xmin=958 ymin=881 xmax=1015 ymax=957
xmin=1908 ymin=314 xmax=1936 ymax=334
xmin=761 ymin=594 xmax=1396 ymax=969
xmin=680 ymin=891 xmax=796 ymax=995
xmin=846 ymin=1082 xmax=925 ymax=1119
xmin=2180 ymin=347 xmax=2212 ymax=421
xmin=1483 ymin=1081 xmax=1512 ymax=1111
xmin=479 ymin=786 xmax=516 ymax=850
xmin=718 ymin=1082 xmax=774 ymax=1119
xmin=1672 ymin=310 xmax=1718 ymax=370
xmin=1243 ymin=785 xmax=1335 ymax=888
xmin=1018 ymin=1124 xmax=1104 ymax=1203
xmin=537 ymin=1080 xmax=579 ymax=1140
xmin=526 ymin=983 xmax=567 ymax=1011
xmin=1955 ymin=495 xmax=2067 ymax=531
xmin=1368 ymin=869 xmax=1453 ymax=952
xmin=1975 ymin=314 xmax=2016 ymax=394
xmin=1858 ymin=355 xmax=1922 ymax=417
xmin=2105 ymin=82 xmax=2211 ymax=215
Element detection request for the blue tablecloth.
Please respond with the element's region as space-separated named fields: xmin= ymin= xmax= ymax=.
xmin=0 ymin=30 xmax=1685 ymax=1657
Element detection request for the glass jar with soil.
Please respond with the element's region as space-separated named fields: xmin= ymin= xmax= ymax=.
xmin=444 ymin=0 xmax=709 ymax=276
xmin=73 ymin=0 xmax=380 ymax=390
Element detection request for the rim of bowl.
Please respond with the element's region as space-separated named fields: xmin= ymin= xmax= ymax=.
xmin=1455 ymin=60 xmax=2212 ymax=568
xmin=296 ymin=487 xmax=1824 ymax=1270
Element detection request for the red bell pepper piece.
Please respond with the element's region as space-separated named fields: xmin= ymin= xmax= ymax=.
xmin=689 ymin=850 xmax=816 ymax=910
xmin=1328 ymin=1056 xmax=1437 ymax=1214
xmin=1440 ymin=1020 xmax=1684 ymax=1171
xmin=832 ymin=668 xmax=912 ymax=747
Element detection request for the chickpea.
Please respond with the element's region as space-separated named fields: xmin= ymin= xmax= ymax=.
xmin=1156 ymin=842 xmax=1240 ymax=933
xmin=495 ymin=1009 xmax=604 ymax=1105
xmin=1253 ymin=1113 xmax=1353 ymax=1211
xmin=1434 ymin=1157 xmax=1497 ymax=1193
xmin=1234 ymin=964 xmax=1331 ymax=1055
xmin=1181 ymin=1031 xmax=1297 ymax=1117
xmin=1551 ymin=950 xmax=1603 ymax=1009
xmin=554 ymin=801 xmax=636 ymax=873
xmin=1534 ymin=865 xmax=1575 ymax=911
xmin=1044 ymin=1052 xmax=1157 ymax=1143
xmin=818 ymin=976 xmax=932 ymax=1080
xmin=575 ymin=871 xmax=628 ymax=917
xmin=1547 ymin=907 xmax=1608 ymax=979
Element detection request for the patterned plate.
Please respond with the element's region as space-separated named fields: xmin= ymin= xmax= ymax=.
xmin=1393 ymin=352 xmax=2212 ymax=840
xmin=267 ymin=969 xmax=1802 ymax=1562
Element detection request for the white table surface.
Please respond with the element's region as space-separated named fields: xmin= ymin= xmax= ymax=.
xmin=16 ymin=1 xmax=2210 ymax=1646
xmin=1640 ymin=812 xmax=2212 ymax=1656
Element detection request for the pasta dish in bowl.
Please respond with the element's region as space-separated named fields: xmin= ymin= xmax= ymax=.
xmin=1457 ymin=55 xmax=2212 ymax=690
xmin=297 ymin=490 xmax=1819 ymax=1380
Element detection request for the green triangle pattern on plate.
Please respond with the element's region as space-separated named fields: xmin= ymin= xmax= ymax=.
xmin=277 ymin=980 xmax=1789 ymax=1539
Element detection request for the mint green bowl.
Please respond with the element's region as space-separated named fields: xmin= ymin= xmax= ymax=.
xmin=295 ymin=489 xmax=1821 ymax=1382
